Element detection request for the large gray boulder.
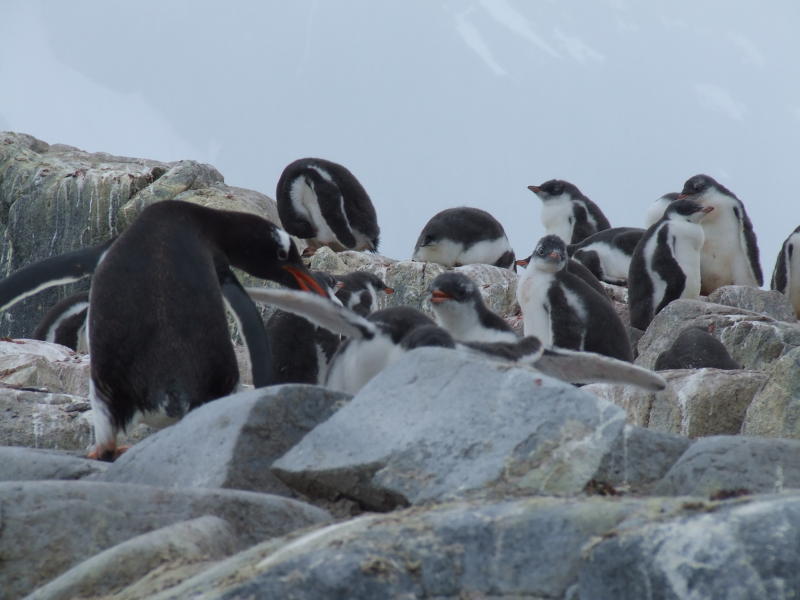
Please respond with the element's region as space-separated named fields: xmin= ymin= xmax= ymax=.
xmin=580 ymin=492 xmax=800 ymax=599
xmin=0 ymin=446 xmax=107 ymax=481
xmin=742 ymin=346 xmax=800 ymax=439
xmin=273 ymin=347 xmax=626 ymax=510
xmin=0 ymin=480 xmax=331 ymax=599
xmin=654 ymin=435 xmax=800 ymax=497
xmin=100 ymin=385 xmax=351 ymax=497
xmin=585 ymin=368 xmax=767 ymax=437
xmin=0 ymin=338 xmax=89 ymax=396
xmin=636 ymin=299 xmax=800 ymax=371
xmin=708 ymin=285 xmax=797 ymax=322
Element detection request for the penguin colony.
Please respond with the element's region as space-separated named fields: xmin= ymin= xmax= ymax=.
xmin=0 ymin=155 xmax=793 ymax=460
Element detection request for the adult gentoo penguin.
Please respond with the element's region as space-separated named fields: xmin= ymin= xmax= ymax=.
xmin=246 ymin=286 xmax=666 ymax=394
xmin=412 ymin=207 xmax=515 ymax=269
xmin=567 ymin=227 xmax=645 ymax=286
xmin=644 ymin=192 xmax=680 ymax=227
xmin=627 ymin=199 xmax=713 ymax=331
xmin=527 ymin=179 xmax=610 ymax=244
xmin=334 ymin=271 xmax=394 ymax=316
xmin=32 ymin=291 xmax=89 ymax=351
xmin=771 ymin=225 xmax=800 ymax=318
xmin=516 ymin=234 xmax=633 ymax=361
xmin=678 ymin=174 xmax=762 ymax=294
xmin=428 ymin=272 xmax=517 ymax=343
xmin=87 ymin=200 xmax=328 ymax=460
xmin=276 ymin=157 xmax=380 ymax=254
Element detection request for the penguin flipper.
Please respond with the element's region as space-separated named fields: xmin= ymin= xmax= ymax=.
xmin=0 ymin=238 xmax=114 ymax=312
xmin=315 ymin=181 xmax=358 ymax=249
xmin=535 ymin=347 xmax=667 ymax=391
xmin=246 ymin=287 xmax=376 ymax=340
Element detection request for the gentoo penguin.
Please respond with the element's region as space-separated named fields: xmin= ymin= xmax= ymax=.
xmin=516 ymin=234 xmax=633 ymax=362
xmin=428 ymin=272 xmax=517 ymax=343
xmin=87 ymin=200 xmax=328 ymax=460
xmin=527 ymin=180 xmax=611 ymax=244
xmin=276 ymin=157 xmax=379 ymax=254
xmin=567 ymin=227 xmax=645 ymax=285
xmin=246 ymin=286 xmax=666 ymax=394
xmin=265 ymin=271 xmax=342 ymax=385
xmin=644 ymin=192 xmax=680 ymax=227
xmin=654 ymin=326 xmax=740 ymax=371
xmin=32 ymin=291 xmax=89 ymax=351
xmin=412 ymin=207 xmax=516 ymax=269
xmin=334 ymin=271 xmax=394 ymax=316
xmin=628 ymin=199 xmax=713 ymax=331
xmin=516 ymin=254 xmax=607 ymax=297
xmin=771 ymin=225 xmax=800 ymax=318
xmin=678 ymin=174 xmax=762 ymax=294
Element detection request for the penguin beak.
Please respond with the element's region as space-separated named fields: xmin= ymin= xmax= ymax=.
xmin=527 ymin=185 xmax=541 ymax=194
xmin=282 ymin=265 xmax=329 ymax=297
xmin=430 ymin=289 xmax=451 ymax=304
xmin=384 ymin=287 xmax=395 ymax=294
xmin=701 ymin=206 xmax=714 ymax=214
xmin=676 ymin=193 xmax=691 ymax=200
xmin=516 ymin=258 xmax=529 ymax=267
xmin=548 ymin=251 xmax=562 ymax=260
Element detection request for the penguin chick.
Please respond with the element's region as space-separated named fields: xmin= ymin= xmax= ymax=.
xmin=246 ymin=287 xmax=666 ymax=393
xmin=678 ymin=174 xmax=762 ymax=294
xmin=628 ymin=199 xmax=713 ymax=331
xmin=654 ymin=326 xmax=740 ymax=371
xmin=516 ymin=255 xmax=608 ymax=297
xmin=413 ymin=207 xmax=515 ymax=269
xmin=644 ymin=192 xmax=680 ymax=227
xmin=770 ymin=225 xmax=800 ymax=318
xmin=527 ymin=179 xmax=610 ymax=244
xmin=276 ymin=157 xmax=380 ymax=254
xmin=428 ymin=271 xmax=517 ymax=343
xmin=335 ymin=271 xmax=394 ymax=317
xmin=568 ymin=227 xmax=645 ymax=286
xmin=516 ymin=234 xmax=633 ymax=361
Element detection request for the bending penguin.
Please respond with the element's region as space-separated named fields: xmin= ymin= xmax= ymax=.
xmin=516 ymin=234 xmax=633 ymax=362
xmin=771 ymin=225 xmax=800 ymax=318
xmin=276 ymin=157 xmax=380 ymax=254
xmin=527 ymin=179 xmax=610 ymax=244
xmin=654 ymin=326 xmax=740 ymax=371
xmin=627 ymin=199 xmax=713 ymax=331
xmin=246 ymin=286 xmax=666 ymax=395
xmin=677 ymin=174 xmax=762 ymax=294
xmin=86 ymin=201 xmax=328 ymax=460
xmin=568 ymin=227 xmax=645 ymax=286
xmin=412 ymin=207 xmax=515 ymax=269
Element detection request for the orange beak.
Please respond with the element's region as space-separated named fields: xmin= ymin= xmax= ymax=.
xmin=430 ymin=289 xmax=451 ymax=304
xmin=283 ymin=265 xmax=329 ymax=297
xmin=516 ymin=258 xmax=529 ymax=267
xmin=527 ymin=185 xmax=541 ymax=193
xmin=384 ymin=287 xmax=395 ymax=294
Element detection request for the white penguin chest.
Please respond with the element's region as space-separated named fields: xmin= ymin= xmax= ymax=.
xmin=785 ymin=233 xmax=800 ymax=315
xmin=581 ymin=241 xmax=633 ymax=281
xmin=697 ymin=192 xmax=757 ymax=290
xmin=667 ymin=220 xmax=704 ymax=299
xmin=289 ymin=178 xmax=342 ymax=247
xmin=541 ymin=197 xmax=575 ymax=244
xmin=325 ymin=335 xmax=401 ymax=395
xmin=516 ymin=268 xmax=554 ymax=346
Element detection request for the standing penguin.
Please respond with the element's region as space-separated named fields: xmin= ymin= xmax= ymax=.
xmin=428 ymin=271 xmax=517 ymax=344
xmin=276 ymin=158 xmax=380 ymax=254
xmin=644 ymin=192 xmax=680 ymax=227
xmin=87 ymin=201 xmax=328 ymax=460
xmin=628 ymin=199 xmax=713 ymax=331
xmin=412 ymin=207 xmax=515 ymax=269
xmin=516 ymin=234 xmax=633 ymax=361
xmin=568 ymin=227 xmax=645 ymax=286
xmin=678 ymin=174 xmax=762 ymax=294
xmin=527 ymin=179 xmax=610 ymax=244
xmin=771 ymin=225 xmax=800 ymax=318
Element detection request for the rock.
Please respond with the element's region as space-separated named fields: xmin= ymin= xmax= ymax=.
xmin=100 ymin=385 xmax=351 ymax=497
xmin=27 ymin=516 xmax=239 ymax=600
xmin=742 ymin=346 xmax=800 ymax=439
xmin=708 ymin=285 xmax=797 ymax=322
xmin=580 ymin=493 xmax=800 ymax=599
xmin=593 ymin=425 xmax=693 ymax=493
xmin=585 ymin=368 xmax=767 ymax=438
xmin=272 ymin=347 xmax=626 ymax=510
xmin=635 ymin=299 xmax=800 ymax=370
xmin=0 ymin=446 xmax=107 ymax=481
xmin=654 ymin=435 xmax=800 ymax=496
xmin=0 ymin=338 xmax=89 ymax=396
xmin=151 ymin=496 xmax=688 ymax=600
xmin=0 ymin=480 xmax=331 ymax=599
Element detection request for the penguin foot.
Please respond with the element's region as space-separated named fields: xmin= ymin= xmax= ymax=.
xmin=87 ymin=444 xmax=130 ymax=462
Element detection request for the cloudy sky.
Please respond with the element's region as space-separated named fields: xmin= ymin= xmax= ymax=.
xmin=2 ymin=1 xmax=799 ymax=279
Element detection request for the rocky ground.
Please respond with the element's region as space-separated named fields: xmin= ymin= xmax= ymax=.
xmin=2 ymin=132 xmax=800 ymax=599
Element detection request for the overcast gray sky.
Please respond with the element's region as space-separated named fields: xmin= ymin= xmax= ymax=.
xmin=2 ymin=1 xmax=799 ymax=279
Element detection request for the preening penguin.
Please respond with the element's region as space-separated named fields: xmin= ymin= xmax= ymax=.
xmin=678 ymin=174 xmax=762 ymax=294
xmin=412 ymin=207 xmax=516 ymax=269
xmin=628 ymin=199 xmax=712 ymax=331
xmin=568 ymin=227 xmax=645 ymax=286
xmin=428 ymin=271 xmax=517 ymax=344
xmin=771 ymin=225 xmax=800 ymax=318
xmin=644 ymin=193 xmax=680 ymax=227
xmin=87 ymin=201 xmax=328 ymax=460
xmin=516 ymin=234 xmax=633 ymax=362
xmin=276 ymin=157 xmax=379 ymax=254
xmin=527 ymin=179 xmax=610 ymax=244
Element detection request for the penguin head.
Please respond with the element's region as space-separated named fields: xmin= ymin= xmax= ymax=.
xmin=527 ymin=179 xmax=581 ymax=202
xmin=531 ymin=235 xmax=568 ymax=273
xmin=429 ymin=272 xmax=480 ymax=305
xmin=665 ymin=199 xmax=714 ymax=224
xmin=335 ymin=272 xmax=394 ymax=316
xmin=678 ymin=174 xmax=737 ymax=202
xmin=311 ymin=271 xmax=344 ymax=307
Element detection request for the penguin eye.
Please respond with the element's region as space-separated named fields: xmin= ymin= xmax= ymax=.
xmin=537 ymin=247 xmax=545 ymax=256
xmin=277 ymin=248 xmax=289 ymax=261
